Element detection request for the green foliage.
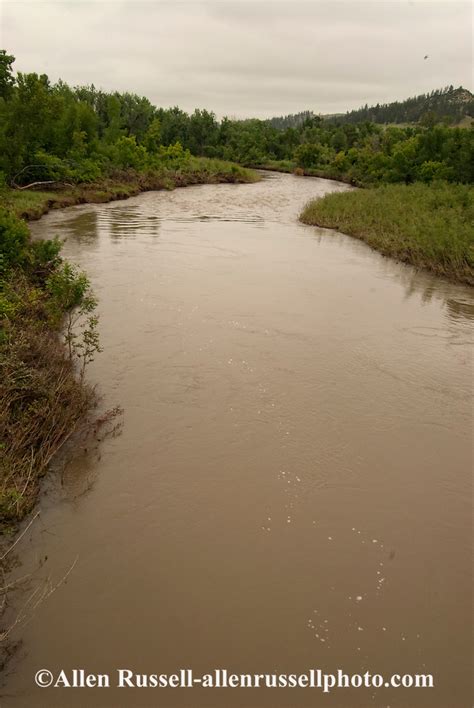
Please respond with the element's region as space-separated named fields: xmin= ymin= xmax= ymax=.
xmin=0 ymin=50 xmax=15 ymax=100
xmin=155 ymin=141 xmax=190 ymax=163
xmin=331 ymin=129 xmax=348 ymax=152
xmin=187 ymin=109 xmax=219 ymax=155
xmin=69 ymin=157 xmax=102 ymax=183
xmin=46 ymin=262 xmax=94 ymax=319
xmin=0 ymin=207 xmax=29 ymax=273
xmin=0 ymin=211 xmax=101 ymax=431
xmin=0 ymin=208 xmax=98 ymax=335
xmin=109 ymin=135 xmax=146 ymax=169
xmin=294 ymin=143 xmax=321 ymax=168
xmin=144 ymin=117 xmax=161 ymax=153
xmin=417 ymin=160 xmax=453 ymax=183
xmin=0 ymin=285 xmax=18 ymax=321
xmin=32 ymin=149 xmax=69 ymax=181
xmin=45 ymin=262 xmax=101 ymax=377
xmin=325 ymin=86 xmax=474 ymax=126
xmin=31 ymin=236 xmax=62 ymax=270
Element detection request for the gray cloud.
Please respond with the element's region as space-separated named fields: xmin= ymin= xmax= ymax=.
xmin=1 ymin=0 xmax=472 ymax=118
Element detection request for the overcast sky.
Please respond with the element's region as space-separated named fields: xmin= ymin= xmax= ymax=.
xmin=0 ymin=0 xmax=472 ymax=119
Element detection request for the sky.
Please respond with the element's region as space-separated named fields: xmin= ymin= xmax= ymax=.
xmin=0 ymin=0 xmax=472 ymax=119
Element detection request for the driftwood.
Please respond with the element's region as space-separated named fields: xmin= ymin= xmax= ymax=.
xmin=10 ymin=164 xmax=75 ymax=190
xmin=14 ymin=180 xmax=61 ymax=190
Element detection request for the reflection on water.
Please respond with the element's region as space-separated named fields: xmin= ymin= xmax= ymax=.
xmin=7 ymin=172 xmax=473 ymax=708
xmin=64 ymin=205 xmax=161 ymax=240
xmin=53 ymin=210 xmax=98 ymax=243
xmin=446 ymin=297 xmax=474 ymax=321
xmin=399 ymin=270 xmax=474 ymax=326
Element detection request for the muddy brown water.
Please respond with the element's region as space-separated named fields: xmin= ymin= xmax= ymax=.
xmin=2 ymin=172 xmax=473 ymax=707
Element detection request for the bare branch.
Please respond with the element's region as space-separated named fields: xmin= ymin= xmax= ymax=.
xmin=0 ymin=512 xmax=40 ymax=562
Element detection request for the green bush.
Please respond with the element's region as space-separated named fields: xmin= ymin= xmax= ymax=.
xmin=46 ymin=262 xmax=94 ymax=322
xmin=31 ymin=236 xmax=62 ymax=271
xmin=0 ymin=207 xmax=30 ymax=273
xmin=69 ymin=157 xmax=102 ymax=183
xmin=111 ymin=136 xmax=147 ymax=170
xmin=417 ymin=160 xmax=453 ymax=183
xmin=294 ymin=143 xmax=321 ymax=168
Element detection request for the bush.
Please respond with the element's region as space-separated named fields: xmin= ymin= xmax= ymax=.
xmin=417 ymin=160 xmax=453 ymax=183
xmin=0 ymin=207 xmax=30 ymax=273
xmin=111 ymin=136 xmax=147 ymax=170
xmin=69 ymin=158 xmax=102 ymax=183
xmin=0 ymin=207 xmax=101 ymax=528
xmin=294 ymin=143 xmax=321 ymax=168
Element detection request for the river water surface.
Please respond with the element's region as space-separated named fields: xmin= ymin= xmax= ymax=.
xmin=3 ymin=172 xmax=473 ymax=707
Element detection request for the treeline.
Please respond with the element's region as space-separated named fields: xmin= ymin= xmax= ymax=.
xmin=215 ymin=117 xmax=474 ymax=185
xmin=251 ymin=86 xmax=474 ymax=131
xmin=326 ymin=86 xmax=474 ymax=126
xmin=0 ymin=49 xmax=473 ymax=189
xmin=0 ymin=50 xmax=251 ymax=189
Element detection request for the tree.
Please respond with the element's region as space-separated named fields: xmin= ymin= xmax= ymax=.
xmin=187 ymin=109 xmax=218 ymax=155
xmin=159 ymin=106 xmax=189 ymax=147
xmin=143 ymin=117 xmax=161 ymax=153
xmin=294 ymin=143 xmax=321 ymax=168
xmin=119 ymin=92 xmax=154 ymax=142
xmin=0 ymin=50 xmax=15 ymax=100
xmin=112 ymin=135 xmax=146 ymax=169
xmin=331 ymin=129 xmax=348 ymax=152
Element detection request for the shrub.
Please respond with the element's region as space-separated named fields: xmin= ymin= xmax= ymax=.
xmin=112 ymin=136 xmax=147 ymax=170
xmin=0 ymin=207 xmax=30 ymax=273
xmin=294 ymin=143 xmax=321 ymax=168
xmin=417 ymin=160 xmax=453 ymax=183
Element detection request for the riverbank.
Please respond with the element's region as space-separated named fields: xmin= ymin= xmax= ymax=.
xmin=0 ymin=158 xmax=259 ymax=222
xmin=251 ymin=160 xmax=359 ymax=186
xmin=300 ymin=181 xmax=474 ymax=285
xmin=0 ymin=209 xmax=101 ymax=535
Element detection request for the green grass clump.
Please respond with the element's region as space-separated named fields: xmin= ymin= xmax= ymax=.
xmin=257 ymin=159 xmax=297 ymax=172
xmin=300 ymin=181 xmax=474 ymax=284
xmin=0 ymin=188 xmax=59 ymax=219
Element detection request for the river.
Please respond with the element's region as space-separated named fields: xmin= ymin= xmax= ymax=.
xmin=3 ymin=172 xmax=473 ymax=707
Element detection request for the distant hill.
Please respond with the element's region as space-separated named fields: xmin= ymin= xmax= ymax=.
xmin=267 ymin=86 xmax=474 ymax=128
xmin=267 ymin=111 xmax=317 ymax=129
xmin=324 ymin=86 xmax=474 ymax=125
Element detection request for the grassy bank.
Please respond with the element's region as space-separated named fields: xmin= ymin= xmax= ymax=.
xmin=1 ymin=157 xmax=258 ymax=221
xmin=300 ymin=182 xmax=474 ymax=285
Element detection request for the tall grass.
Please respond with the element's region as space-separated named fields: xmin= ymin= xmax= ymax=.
xmin=300 ymin=182 xmax=474 ymax=284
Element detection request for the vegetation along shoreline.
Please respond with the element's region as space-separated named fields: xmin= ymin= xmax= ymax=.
xmin=1 ymin=159 xmax=259 ymax=223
